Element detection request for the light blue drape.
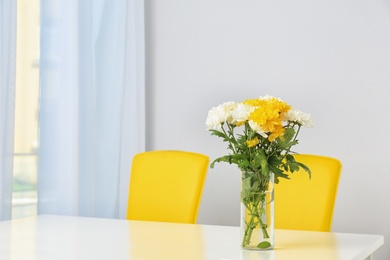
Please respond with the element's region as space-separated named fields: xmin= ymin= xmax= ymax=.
xmin=0 ymin=0 xmax=16 ymax=221
xmin=38 ymin=0 xmax=145 ymax=218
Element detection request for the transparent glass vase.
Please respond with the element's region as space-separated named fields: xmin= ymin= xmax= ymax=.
xmin=240 ymin=171 xmax=274 ymax=250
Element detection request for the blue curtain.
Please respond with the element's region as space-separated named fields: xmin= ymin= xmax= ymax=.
xmin=0 ymin=0 xmax=16 ymax=221
xmin=38 ymin=0 xmax=145 ymax=218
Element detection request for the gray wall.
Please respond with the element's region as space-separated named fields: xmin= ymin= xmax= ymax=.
xmin=145 ymin=1 xmax=390 ymax=258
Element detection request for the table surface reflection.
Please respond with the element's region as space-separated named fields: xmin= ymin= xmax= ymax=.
xmin=0 ymin=215 xmax=383 ymax=260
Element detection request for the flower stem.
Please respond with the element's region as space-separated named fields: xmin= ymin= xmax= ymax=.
xmin=241 ymin=193 xmax=269 ymax=248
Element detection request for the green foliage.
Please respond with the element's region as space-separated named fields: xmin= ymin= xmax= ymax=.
xmin=209 ymin=121 xmax=311 ymax=249
xmin=207 ymin=98 xmax=313 ymax=249
xmin=257 ymin=241 xmax=272 ymax=249
xmin=210 ymin=122 xmax=311 ymax=183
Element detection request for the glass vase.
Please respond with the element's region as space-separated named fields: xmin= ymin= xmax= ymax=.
xmin=240 ymin=171 xmax=274 ymax=250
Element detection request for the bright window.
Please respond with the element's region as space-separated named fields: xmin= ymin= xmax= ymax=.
xmin=13 ymin=0 xmax=40 ymax=219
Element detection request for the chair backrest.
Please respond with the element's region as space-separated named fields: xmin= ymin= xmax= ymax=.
xmin=274 ymin=154 xmax=342 ymax=231
xmin=126 ymin=150 xmax=209 ymax=224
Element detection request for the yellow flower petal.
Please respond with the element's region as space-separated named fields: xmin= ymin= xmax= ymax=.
xmin=246 ymin=137 xmax=259 ymax=148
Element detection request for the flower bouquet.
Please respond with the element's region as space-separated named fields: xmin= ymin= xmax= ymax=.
xmin=206 ymin=95 xmax=313 ymax=250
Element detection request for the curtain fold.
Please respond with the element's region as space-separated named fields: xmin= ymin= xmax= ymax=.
xmin=0 ymin=0 xmax=16 ymax=221
xmin=38 ymin=0 xmax=145 ymax=219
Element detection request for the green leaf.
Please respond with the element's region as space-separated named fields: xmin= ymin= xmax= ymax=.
xmin=210 ymin=155 xmax=232 ymax=168
xmin=253 ymin=154 xmax=263 ymax=168
xmin=237 ymin=134 xmax=247 ymax=145
xmin=209 ymin=130 xmax=228 ymax=140
xmin=238 ymin=159 xmax=250 ymax=168
xmin=257 ymin=241 xmax=272 ymax=249
xmin=285 ymin=154 xmax=295 ymax=163
xmin=242 ymin=177 xmax=252 ymax=190
xmin=268 ymin=155 xmax=283 ymax=168
xmin=289 ymin=162 xmax=300 ymax=172
xmin=251 ymin=181 xmax=260 ymax=190
xmin=296 ymin=161 xmax=312 ymax=179
xmin=210 ymin=153 xmax=251 ymax=169
xmin=268 ymin=163 xmax=288 ymax=178
xmin=275 ymin=128 xmax=298 ymax=151
xmin=257 ymin=150 xmax=268 ymax=176
xmin=283 ymin=127 xmax=296 ymax=142
xmin=268 ymin=163 xmax=289 ymax=185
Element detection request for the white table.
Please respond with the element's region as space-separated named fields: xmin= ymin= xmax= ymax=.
xmin=0 ymin=215 xmax=383 ymax=260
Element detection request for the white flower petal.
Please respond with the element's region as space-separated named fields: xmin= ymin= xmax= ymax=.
xmin=248 ymin=120 xmax=267 ymax=137
xmin=231 ymin=104 xmax=253 ymax=124
xmin=284 ymin=109 xmax=314 ymax=128
xmin=206 ymin=102 xmax=238 ymax=130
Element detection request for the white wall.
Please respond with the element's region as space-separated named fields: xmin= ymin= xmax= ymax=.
xmin=145 ymin=1 xmax=390 ymax=258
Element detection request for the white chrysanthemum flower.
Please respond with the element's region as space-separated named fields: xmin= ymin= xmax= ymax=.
xmin=248 ymin=120 xmax=267 ymax=138
xmin=222 ymin=102 xmax=239 ymax=124
xmin=260 ymin=94 xmax=283 ymax=102
xmin=206 ymin=107 xmax=224 ymax=130
xmin=206 ymin=102 xmax=238 ymax=130
xmin=284 ymin=109 xmax=314 ymax=128
xmin=231 ymin=103 xmax=253 ymax=124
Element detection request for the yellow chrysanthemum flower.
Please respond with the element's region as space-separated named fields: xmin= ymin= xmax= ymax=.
xmin=268 ymin=125 xmax=286 ymax=142
xmin=236 ymin=121 xmax=245 ymax=127
xmin=243 ymin=97 xmax=291 ymax=141
xmin=246 ymin=137 xmax=259 ymax=148
xmin=243 ymin=96 xmax=291 ymax=114
xmin=243 ymin=98 xmax=265 ymax=108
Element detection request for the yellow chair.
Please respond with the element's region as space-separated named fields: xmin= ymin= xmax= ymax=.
xmin=126 ymin=150 xmax=209 ymax=224
xmin=274 ymin=154 xmax=342 ymax=231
